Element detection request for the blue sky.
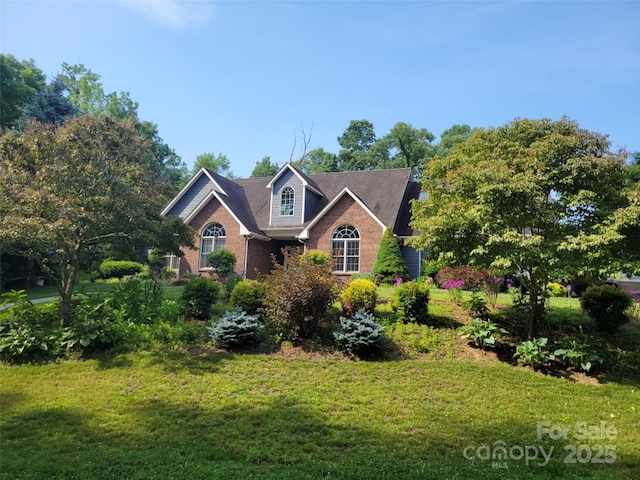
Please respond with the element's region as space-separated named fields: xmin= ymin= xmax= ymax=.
xmin=2 ymin=0 xmax=639 ymax=178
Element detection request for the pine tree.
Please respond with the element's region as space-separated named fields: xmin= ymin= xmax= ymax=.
xmin=372 ymin=227 xmax=410 ymax=285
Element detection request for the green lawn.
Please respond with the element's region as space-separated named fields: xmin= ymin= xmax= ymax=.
xmin=2 ymin=286 xmax=639 ymax=479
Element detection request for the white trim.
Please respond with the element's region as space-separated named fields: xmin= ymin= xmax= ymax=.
xmin=161 ymin=168 xmax=227 ymax=217
xmin=266 ymin=163 xmax=322 ymax=196
xmin=185 ymin=189 xmax=252 ymax=236
xmin=297 ymin=187 xmax=386 ymax=240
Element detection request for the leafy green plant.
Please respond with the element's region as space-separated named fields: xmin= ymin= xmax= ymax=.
xmin=546 ymin=282 xmax=567 ymax=298
xmin=179 ymin=277 xmax=221 ymax=320
xmin=206 ymin=249 xmax=237 ymax=279
xmin=207 ymin=307 xmax=262 ymax=349
xmin=230 ymin=279 xmax=266 ymax=315
xmin=340 ymin=278 xmax=378 ymax=316
xmin=514 ymin=337 xmax=555 ymax=368
xmin=465 ymin=292 xmax=490 ymax=321
xmin=222 ymin=273 xmax=244 ymax=300
xmin=458 ymin=319 xmax=509 ymax=349
xmin=96 ymin=260 xmax=144 ymax=279
xmin=580 ymin=285 xmax=633 ymax=333
xmin=333 ymin=308 xmax=385 ymax=355
xmin=395 ymin=280 xmax=430 ymax=324
xmin=553 ymin=335 xmax=605 ymax=372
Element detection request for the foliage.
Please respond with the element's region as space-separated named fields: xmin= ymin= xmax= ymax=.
xmin=554 ymin=335 xmax=606 ymax=372
xmin=464 ymin=292 xmax=490 ymax=321
xmin=372 ymin=227 xmax=410 ymax=285
xmin=229 ymin=279 xmax=266 ymax=315
xmin=206 ymin=248 xmax=237 ymax=279
xmin=580 ymin=285 xmax=633 ymax=333
xmin=96 ymin=260 xmax=144 ymax=279
xmin=192 ymin=151 xmax=233 ymax=177
xmin=444 ymin=280 xmax=464 ymax=305
xmin=434 ymin=266 xmax=487 ymax=290
xmin=250 ymin=156 xmax=279 ymax=178
xmin=301 ymin=249 xmax=332 ymax=268
xmin=546 ymin=282 xmax=567 ymax=298
xmin=207 ymin=307 xmax=262 ymax=349
xmin=222 ymin=273 xmax=243 ymax=300
xmin=412 ymin=117 xmax=631 ymax=339
xmin=0 ymin=54 xmax=47 ymax=128
xmin=514 ymin=338 xmax=555 ymax=368
xmin=458 ymin=319 xmax=508 ymax=349
xmin=261 ymin=251 xmax=337 ymax=341
xmin=479 ymin=274 xmax=503 ymax=308
xmin=340 ymin=278 xmax=378 ymax=316
xmin=333 ymin=308 xmax=385 ymax=355
xmin=628 ymin=290 xmax=640 ymax=319
xmin=394 ymin=280 xmax=430 ymax=324
xmin=179 ymin=277 xmax=220 ymax=320
xmin=59 ymin=299 xmax=119 ymax=352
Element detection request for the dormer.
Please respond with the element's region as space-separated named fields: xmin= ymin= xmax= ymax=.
xmin=266 ymin=163 xmax=323 ymax=226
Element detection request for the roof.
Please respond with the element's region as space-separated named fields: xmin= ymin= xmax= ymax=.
xmin=163 ymin=164 xmax=420 ymax=237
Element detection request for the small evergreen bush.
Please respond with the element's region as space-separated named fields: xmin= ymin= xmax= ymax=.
xmin=340 ymin=278 xmax=378 ymax=316
xmin=207 ymin=307 xmax=262 ymax=349
xmin=395 ymin=280 xmax=430 ymax=324
xmin=206 ymin=249 xmax=237 ymax=279
xmin=372 ymin=227 xmax=410 ymax=285
xmin=230 ymin=279 xmax=266 ymax=315
xmin=334 ymin=308 xmax=385 ymax=355
xmin=179 ymin=277 xmax=221 ymax=320
xmin=97 ymin=260 xmax=144 ymax=279
xmin=580 ymin=285 xmax=633 ymax=333
xmin=222 ymin=273 xmax=244 ymax=300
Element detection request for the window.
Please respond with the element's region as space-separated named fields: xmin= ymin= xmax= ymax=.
xmin=331 ymin=224 xmax=360 ymax=272
xmin=280 ymin=186 xmax=294 ymax=216
xmin=164 ymin=254 xmax=180 ymax=271
xmin=200 ymin=222 xmax=226 ymax=268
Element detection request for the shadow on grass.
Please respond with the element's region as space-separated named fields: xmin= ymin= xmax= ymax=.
xmin=3 ymin=393 xmax=638 ymax=480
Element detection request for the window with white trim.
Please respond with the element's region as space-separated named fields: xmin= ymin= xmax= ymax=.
xmin=331 ymin=224 xmax=360 ymax=272
xmin=280 ymin=186 xmax=294 ymax=216
xmin=200 ymin=222 xmax=226 ymax=268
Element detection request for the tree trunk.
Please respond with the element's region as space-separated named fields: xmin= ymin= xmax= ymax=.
xmin=58 ymin=253 xmax=79 ymax=327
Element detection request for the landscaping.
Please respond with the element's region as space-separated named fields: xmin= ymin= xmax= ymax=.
xmin=2 ymin=264 xmax=640 ymax=479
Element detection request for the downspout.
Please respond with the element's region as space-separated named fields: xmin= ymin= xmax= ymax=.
xmin=243 ymin=235 xmax=252 ymax=279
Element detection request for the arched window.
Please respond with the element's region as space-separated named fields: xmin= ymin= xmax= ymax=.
xmin=200 ymin=222 xmax=226 ymax=268
xmin=280 ymin=186 xmax=294 ymax=216
xmin=331 ymin=224 xmax=360 ymax=272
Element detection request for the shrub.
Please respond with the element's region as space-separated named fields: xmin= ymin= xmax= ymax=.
xmin=230 ymin=279 xmax=266 ymax=315
xmin=302 ymin=250 xmax=332 ymax=268
xmin=222 ymin=273 xmax=244 ymax=300
xmin=553 ymin=335 xmax=605 ymax=373
xmin=465 ymin=293 xmax=490 ymax=321
xmin=261 ymin=251 xmax=337 ymax=340
xmin=179 ymin=277 xmax=221 ymax=320
xmin=340 ymin=278 xmax=378 ymax=316
xmin=207 ymin=307 xmax=262 ymax=349
xmin=580 ymin=285 xmax=633 ymax=333
xmin=395 ymin=280 xmax=430 ymax=324
xmin=546 ymin=282 xmax=567 ymax=298
xmin=514 ymin=338 xmax=554 ymax=368
xmin=97 ymin=260 xmax=144 ymax=279
xmin=372 ymin=227 xmax=410 ymax=285
xmin=334 ymin=308 xmax=384 ymax=355
xmin=435 ymin=266 xmax=488 ymax=290
xmin=458 ymin=319 xmax=508 ymax=349
xmin=206 ymin=249 xmax=237 ymax=279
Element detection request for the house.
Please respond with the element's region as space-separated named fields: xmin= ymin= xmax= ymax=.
xmin=161 ymin=163 xmax=423 ymax=280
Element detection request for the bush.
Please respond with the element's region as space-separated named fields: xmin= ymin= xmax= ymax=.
xmin=179 ymin=277 xmax=221 ymax=320
xmin=230 ymin=279 xmax=266 ymax=315
xmin=334 ymin=309 xmax=384 ymax=355
xmin=553 ymin=335 xmax=606 ymax=372
xmin=580 ymin=285 xmax=633 ymax=333
xmin=435 ymin=266 xmax=488 ymax=290
xmin=340 ymin=278 xmax=378 ymax=316
xmin=302 ymin=250 xmax=332 ymax=268
xmin=395 ymin=280 xmax=430 ymax=324
xmin=206 ymin=249 xmax=237 ymax=279
xmin=514 ymin=337 xmax=554 ymax=368
xmin=207 ymin=307 xmax=262 ymax=349
xmin=261 ymin=251 xmax=337 ymax=340
xmin=546 ymin=282 xmax=567 ymax=298
xmin=458 ymin=319 xmax=508 ymax=349
xmin=97 ymin=260 xmax=144 ymax=279
xmin=372 ymin=227 xmax=410 ymax=285
xmin=222 ymin=273 xmax=244 ymax=300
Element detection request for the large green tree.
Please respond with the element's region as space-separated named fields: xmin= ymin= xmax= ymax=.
xmin=0 ymin=115 xmax=185 ymax=325
xmin=436 ymin=124 xmax=474 ymax=158
xmin=251 ymin=156 xmax=279 ymax=178
xmin=383 ymin=122 xmax=436 ymax=176
xmin=0 ymin=54 xmax=47 ymax=129
xmin=192 ymin=152 xmax=234 ymax=177
xmin=411 ymin=117 xmax=631 ymax=338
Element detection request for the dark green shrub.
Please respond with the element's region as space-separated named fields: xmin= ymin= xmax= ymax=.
xmin=110 ymin=276 xmax=163 ymax=324
xmin=334 ymin=308 xmax=384 ymax=355
xmin=230 ymin=279 xmax=266 ymax=315
xmin=206 ymin=249 xmax=237 ymax=279
xmin=553 ymin=335 xmax=606 ymax=372
xmin=261 ymin=251 xmax=337 ymax=340
xmin=434 ymin=266 xmax=488 ymax=290
xmin=372 ymin=227 xmax=410 ymax=285
xmin=97 ymin=260 xmax=144 ymax=279
xmin=465 ymin=292 xmax=491 ymax=321
xmin=580 ymin=285 xmax=633 ymax=333
xmin=222 ymin=273 xmax=244 ymax=300
xmin=340 ymin=278 xmax=378 ymax=316
xmin=395 ymin=280 xmax=430 ymax=324
xmin=207 ymin=307 xmax=262 ymax=349
xmin=179 ymin=277 xmax=221 ymax=320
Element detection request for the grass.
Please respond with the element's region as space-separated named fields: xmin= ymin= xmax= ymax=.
xmin=2 ymin=284 xmax=640 ymax=479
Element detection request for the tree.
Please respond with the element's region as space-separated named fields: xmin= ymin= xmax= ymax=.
xmin=411 ymin=117 xmax=630 ymax=338
xmin=0 ymin=115 xmax=176 ymax=325
xmin=251 ymin=156 xmax=279 ymax=178
xmin=337 ymin=119 xmax=379 ymax=171
xmin=140 ymin=121 xmax=189 ymax=192
xmin=372 ymin=227 xmax=410 ymax=284
xmin=383 ymin=122 xmax=436 ymax=176
xmin=296 ymin=147 xmax=339 ymax=174
xmin=21 ymin=77 xmax=77 ymax=125
xmin=0 ymin=54 xmax=46 ymax=129
xmin=192 ymin=152 xmax=234 ymax=177
xmin=436 ymin=124 xmax=474 ymax=158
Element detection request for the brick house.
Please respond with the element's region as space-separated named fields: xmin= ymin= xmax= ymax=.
xmin=161 ymin=163 xmax=423 ymax=280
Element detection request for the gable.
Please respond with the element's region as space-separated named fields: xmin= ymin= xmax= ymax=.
xmin=163 ymin=173 xmax=215 ymax=220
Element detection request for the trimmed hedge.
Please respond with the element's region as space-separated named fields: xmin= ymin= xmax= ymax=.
xmin=97 ymin=260 xmax=144 ymax=279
